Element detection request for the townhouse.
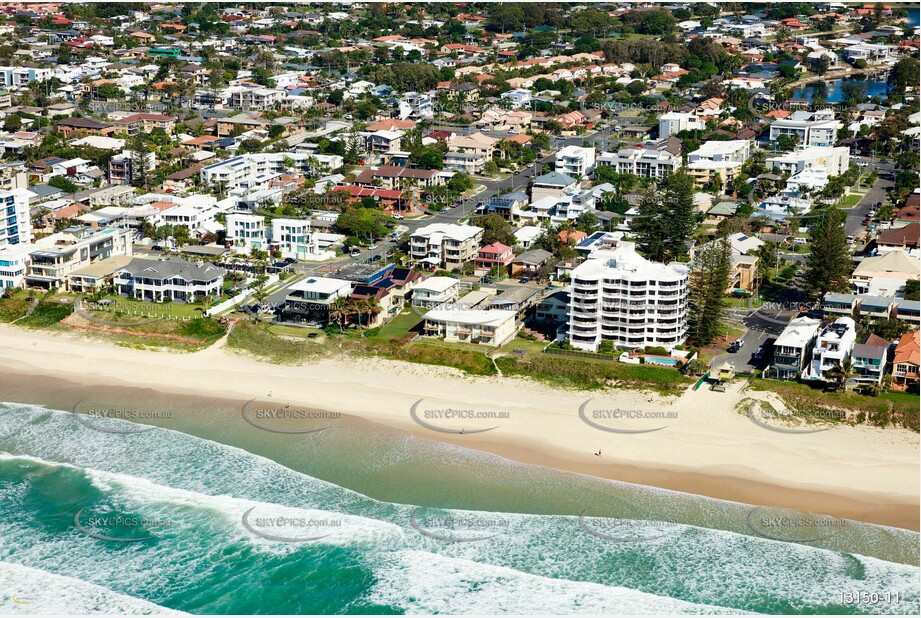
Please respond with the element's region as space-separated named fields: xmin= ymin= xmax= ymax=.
xmin=25 ymin=226 xmax=133 ymax=289
xmin=423 ymin=307 xmax=518 ymax=347
xmin=771 ymin=317 xmax=822 ymax=380
xmin=803 ymin=317 xmax=858 ymax=381
xmin=769 ymin=110 xmax=842 ymax=148
xmin=686 ymin=140 xmax=752 ymax=189
xmin=596 ymin=138 xmax=681 ymax=180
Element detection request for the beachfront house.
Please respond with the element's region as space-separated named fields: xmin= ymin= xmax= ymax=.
xmin=770 ymin=317 xmax=822 ymax=380
xmin=112 ymin=257 xmax=226 ymax=302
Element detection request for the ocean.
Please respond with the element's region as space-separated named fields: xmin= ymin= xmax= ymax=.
xmin=0 ymin=400 xmax=918 ymax=615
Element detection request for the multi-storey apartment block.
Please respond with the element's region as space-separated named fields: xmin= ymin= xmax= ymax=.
xmin=768 ymin=110 xmax=842 ymax=148
xmin=0 ymin=189 xmax=31 ymax=247
xmin=568 ymin=242 xmax=689 ymax=351
xmin=410 ymin=223 xmax=483 ymax=271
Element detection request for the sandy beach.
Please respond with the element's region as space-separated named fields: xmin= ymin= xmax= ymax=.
xmin=1 ymin=324 xmax=918 ymax=530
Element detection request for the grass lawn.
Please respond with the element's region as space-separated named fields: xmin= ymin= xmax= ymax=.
xmin=498 ymin=335 xmax=549 ymax=359
xmin=834 ymin=193 xmax=863 ymax=209
xmin=91 ymin=294 xmax=214 ymax=319
xmin=370 ymin=310 xmax=423 ymax=340
xmin=268 ymin=324 xmax=326 ymax=340
xmin=496 ymin=352 xmax=692 ymax=394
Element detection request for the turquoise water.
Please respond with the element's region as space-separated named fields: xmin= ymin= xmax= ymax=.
xmin=0 ymin=402 xmax=919 ymax=615
xmin=645 ymin=357 xmax=680 ymax=366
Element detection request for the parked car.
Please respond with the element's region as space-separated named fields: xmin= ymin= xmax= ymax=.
xmin=392 ymin=214 xmax=404 ymax=220
xmin=728 ymin=342 xmax=741 ymax=353
xmin=518 ymin=277 xmax=529 ymax=283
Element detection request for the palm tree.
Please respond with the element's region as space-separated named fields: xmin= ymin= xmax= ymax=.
xmin=826 ymin=357 xmax=855 ymax=391
xmin=329 ymin=297 xmax=349 ymax=333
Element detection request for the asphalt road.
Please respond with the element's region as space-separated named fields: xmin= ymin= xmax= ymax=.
xmin=843 ymin=158 xmax=896 ymax=236
xmin=709 ymin=328 xmax=774 ymax=373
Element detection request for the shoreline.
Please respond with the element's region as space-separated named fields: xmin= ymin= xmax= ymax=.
xmin=1 ymin=324 xmax=918 ymax=531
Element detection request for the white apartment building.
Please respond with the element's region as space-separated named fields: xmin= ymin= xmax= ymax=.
xmin=767 ymin=146 xmax=850 ymax=177
xmin=0 ymin=66 xmax=54 ymax=90
xmin=686 ymin=140 xmax=751 ymax=188
xmin=568 ymin=242 xmax=689 ymax=351
xmin=0 ymin=245 xmax=31 ymax=288
xmin=225 ymin=213 xmax=267 ymax=253
xmin=658 ymin=111 xmax=704 ymax=138
xmin=0 ymin=189 xmax=32 ymax=247
xmin=228 ymin=86 xmax=286 ymax=111
xmin=26 ymin=227 xmax=133 ymax=289
xmin=423 ymin=307 xmax=518 ymax=347
xmin=769 ymin=110 xmax=842 ymax=148
xmin=201 ymin=153 xmax=344 ymax=191
xmin=771 ymin=316 xmax=822 ymax=380
xmin=803 ymin=317 xmax=858 ymax=381
xmin=597 ymin=141 xmax=681 ymax=179
xmin=159 ymin=195 xmax=221 ymax=235
xmin=270 ymin=218 xmax=321 ymax=260
xmin=410 ymin=223 xmax=484 ymax=271
xmin=555 ymin=145 xmax=596 ymax=179
xmin=518 ymin=189 xmax=595 ymax=226
xmin=113 ymin=257 xmax=226 ymax=302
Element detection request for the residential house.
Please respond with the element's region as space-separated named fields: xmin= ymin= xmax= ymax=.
xmin=803 ymin=317 xmax=858 ymax=381
xmin=771 ymin=316 xmax=822 ymax=380
xmin=892 ymin=331 xmax=920 ymax=390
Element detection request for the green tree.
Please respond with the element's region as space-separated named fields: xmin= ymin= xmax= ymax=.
xmin=803 ymin=209 xmax=851 ymax=299
xmin=687 ymin=239 xmax=732 ymax=346
xmin=890 ymin=57 xmax=921 ymax=94
xmin=95 ymin=82 xmax=122 ymax=100
xmin=471 ymin=213 xmax=515 ymax=246
xmin=129 ymin=134 xmax=153 ymax=190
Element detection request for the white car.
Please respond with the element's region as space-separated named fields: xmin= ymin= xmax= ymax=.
xmin=392 ymin=214 xmax=404 ymax=220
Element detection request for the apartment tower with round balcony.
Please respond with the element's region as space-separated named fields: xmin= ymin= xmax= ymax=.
xmin=568 ymin=243 xmax=689 ymax=352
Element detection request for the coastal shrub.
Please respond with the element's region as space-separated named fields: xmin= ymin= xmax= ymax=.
xmin=496 ymin=354 xmax=692 ymax=394
xmin=750 ymin=380 xmax=919 ymax=432
xmin=227 ymin=321 xmax=323 ymax=365
xmin=179 ymin=318 xmax=226 ymax=342
xmin=365 ymin=340 xmax=497 ymax=376
xmin=0 ymin=296 xmax=30 ymax=322
xmin=19 ymin=301 xmax=72 ymax=328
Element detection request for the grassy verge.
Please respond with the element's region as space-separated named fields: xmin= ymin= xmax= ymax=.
xmin=749 ymin=379 xmax=919 ymax=432
xmin=228 ymin=320 xmax=325 ymax=364
xmin=495 ymin=353 xmax=693 ymax=394
xmin=363 ymin=340 xmax=498 ymax=376
xmin=0 ymin=292 xmax=34 ymax=322
xmin=17 ymin=299 xmax=72 ymax=328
